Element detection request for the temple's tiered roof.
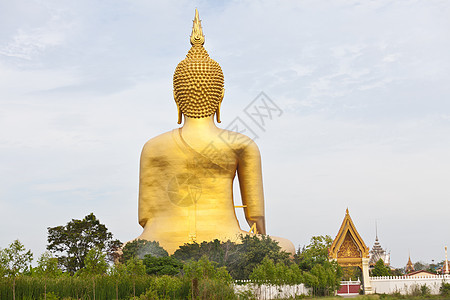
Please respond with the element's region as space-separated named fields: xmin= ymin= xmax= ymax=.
xmin=369 ymin=235 xmax=390 ymax=266
xmin=406 ymin=255 xmax=415 ymax=273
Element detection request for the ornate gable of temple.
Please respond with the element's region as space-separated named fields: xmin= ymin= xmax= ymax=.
xmin=329 ymin=208 xmax=370 ymax=268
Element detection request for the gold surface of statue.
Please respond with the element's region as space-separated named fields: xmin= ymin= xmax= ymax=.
xmin=136 ymin=9 xmax=294 ymax=254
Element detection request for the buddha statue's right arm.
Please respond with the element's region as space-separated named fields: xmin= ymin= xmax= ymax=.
xmin=236 ymin=140 xmax=266 ymax=235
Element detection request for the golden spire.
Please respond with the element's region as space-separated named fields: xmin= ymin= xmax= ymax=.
xmin=190 ymin=8 xmax=204 ymax=46
xmin=445 ymin=246 xmax=449 ymax=274
xmin=406 ymin=253 xmax=414 ymax=273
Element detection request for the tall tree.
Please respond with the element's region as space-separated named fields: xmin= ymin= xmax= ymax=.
xmin=0 ymin=239 xmax=33 ymax=276
xmin=294 ymin=235 xmax=342 ymax=296
xmin=371 ymin=258 xmax=390 ymax=277
xmin=306 ymin=261 xmax=342 ymax=296
xmin=79 ymin=246 xmax=109 ymax=276
xmin=47 ymin=213 xmax=121 ymax=274
xmin=126 ymin=256 xmax=146 ymax=300
xmin=35 ymin=251 xmax=62 ymax=300
xmin=250 ymin=257 xmax=303 ymax=286
xmin=0 ymin=248 xmax=7 ymax=277
xmin=0 ymin=240 xmax=33 ymax=300
xmin=294 ymin=235 xmax=333 ymax=271
xmin=35 ymin=251 xmax=62 ymax=278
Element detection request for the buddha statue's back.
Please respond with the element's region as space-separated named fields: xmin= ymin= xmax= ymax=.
xmin=136 ymin=9 xmax=294 ymax=255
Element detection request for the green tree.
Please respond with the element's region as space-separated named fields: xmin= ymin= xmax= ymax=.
xmin=441 ymin=282 xmax=450 ymax=297
xmin=126 ymin=256 xmax=146 ymax=276
xmin=294 ymin=235 xmax=333 ymax=271
xmin=108 ymin=262 xmax=128 ymax=300
xmin=0 ymin=239 xmax=33 ymax=276
xmin=126 ymin=256 xmax=146 ymax=299
xmin=307 ymin=261 xmax=342 ymax=296
xmin=183 ymin=256 xmax=229 ymax=281
xmin=143 ymin=255 xmax=183 ymax=276
xmin=183 ymin=256 xmax=234 ymax=299
xmin=0 ymin=240 xmax=33 ymax=300
xmin=76 ymin=247 xmax=109 ymax=300
xmin=35 ymin=251 xmax=63 ymax=300
xmin=47 ymin=213 xmax=121 ymax=274
xmin=250 ymin=257 xmax=303 ymax=286
xmin=79 ymin=246 xmax=109 ymax=276
xmin=371 ymin=258 xmax=390 ymax=277
xmin=0 ymin=248 xmax=7 ymax=277
xmin=122 ymin=239 xmax=168 ymax=263
xmin=35 ymin=251 xmax=62 ymax=278
xmin=293 ymin=235 xmax=342 ymax=296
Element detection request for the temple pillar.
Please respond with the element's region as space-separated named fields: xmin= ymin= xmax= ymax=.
xmin=362 ymin=258 xmax=373 ymax=294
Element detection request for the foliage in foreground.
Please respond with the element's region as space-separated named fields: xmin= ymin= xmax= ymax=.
xmin=1 ymin=211 xmax=345 ymax=299
xmin=0 ymin=256 xmax=237 ymax=300
xmin=441 ymin=282 xmax=450 ymax=297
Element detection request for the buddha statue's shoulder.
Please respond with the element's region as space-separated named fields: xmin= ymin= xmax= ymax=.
xmin=141 ymin=130 xmax=178 ymax=155
xmin=218 ymin=129 xmax=260 ymax=155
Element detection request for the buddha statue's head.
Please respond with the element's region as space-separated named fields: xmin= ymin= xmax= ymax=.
xmin=173 ymin=9 xmax=224 ymax=124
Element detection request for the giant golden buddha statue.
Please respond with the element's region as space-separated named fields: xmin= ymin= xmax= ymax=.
xmin=136 ymin=9 xmax=295 ymax=255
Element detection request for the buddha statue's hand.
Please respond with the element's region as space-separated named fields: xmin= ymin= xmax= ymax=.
xmin=248 ymin=216 xmax=266 ymax=235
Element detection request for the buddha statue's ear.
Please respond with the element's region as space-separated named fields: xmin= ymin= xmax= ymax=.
xmin=216 ymin=88 xmax=225 ymax=123
xmin=174 ymin=90 xmax=182 ymax=124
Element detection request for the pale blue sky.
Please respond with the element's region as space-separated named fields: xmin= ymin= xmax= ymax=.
xmin=1 ymin=0 xmax=449 ymax=268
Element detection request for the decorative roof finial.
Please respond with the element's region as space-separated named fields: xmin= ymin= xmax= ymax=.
xmin=346 ymin=207 xmax=349 ymax=215
xmin=445 ymin=246 xmax=449 ymax=274
xmin=190 ymin=9 xmax=205 ymax=46
xmin=375 ymin=220 xmax=378 ymax=241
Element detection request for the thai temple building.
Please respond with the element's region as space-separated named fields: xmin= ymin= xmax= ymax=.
xmin=369 ymin=232 xmax=390 ymax=267
xmin=405 ymin=255 xmax=415 ymax=273
xmin=329 ymin=208 xmax=372 ymax=294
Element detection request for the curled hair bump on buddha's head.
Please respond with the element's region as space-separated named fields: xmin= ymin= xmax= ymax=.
xmin=173 ymin=9 xmax=224 ymax=124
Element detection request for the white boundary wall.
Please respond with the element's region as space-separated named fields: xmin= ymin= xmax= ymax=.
xmin=234 ymin=281 xmax=310 ymax=299
xmin=370 ymin=274 xmax=450 ymax=295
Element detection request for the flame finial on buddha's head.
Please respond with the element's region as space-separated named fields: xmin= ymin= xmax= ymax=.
xmin=173 ymin=9 xmax=224 ymax=124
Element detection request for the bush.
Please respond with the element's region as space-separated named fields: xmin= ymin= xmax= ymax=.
xmin=40 ymin=291 xmax=59 ymax=300
xmin=152 ymin=275 xmax=188 ymax=299
xmin=197 ymin=278 xmax=236 ymax=300
xmin=420 ymin=283 xmax=430 ymax=296
xmin=409 ymin=284 xmax=421 ymax=296
xmin=441 ymin=282 xmax=450 ymax=296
